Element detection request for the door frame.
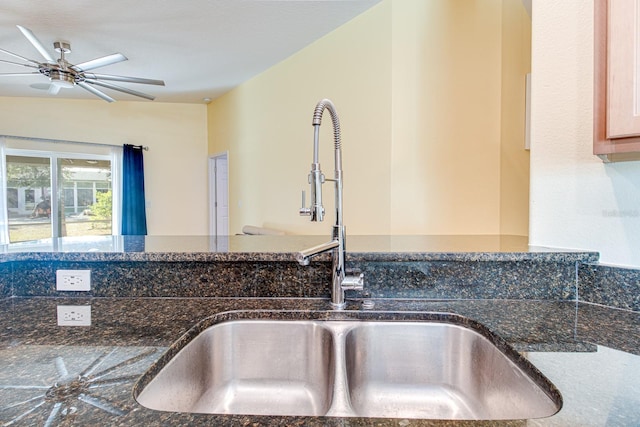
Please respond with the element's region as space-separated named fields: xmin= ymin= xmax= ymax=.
xmin=208 ymin=152 xmax=229 ymax=236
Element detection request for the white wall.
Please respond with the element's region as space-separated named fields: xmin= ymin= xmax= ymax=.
xmin=0 ymin=97 xmax=209 ymax=235
xmin=530 ymin=0 xmax=640 ymax=267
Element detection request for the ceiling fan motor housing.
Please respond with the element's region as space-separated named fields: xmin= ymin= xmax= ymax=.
xmin=48 ymin=69 xmax=75 ymax=88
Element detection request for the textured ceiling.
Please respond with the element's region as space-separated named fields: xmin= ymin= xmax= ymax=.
xmin=0 ymin=0 xmax=380 ymax=103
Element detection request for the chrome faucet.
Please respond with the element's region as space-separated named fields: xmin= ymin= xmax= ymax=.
xmin=297 ymin=99 xmax=364 ymax=309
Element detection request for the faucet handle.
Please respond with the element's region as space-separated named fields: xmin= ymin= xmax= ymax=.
xmin=299 ymin=190 xmax=311 ymax=216
xmin=341 ymin=272 xmax=364 ymax=291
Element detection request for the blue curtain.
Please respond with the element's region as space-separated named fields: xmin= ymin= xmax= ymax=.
xmin=122 ymin=144 xmax=147 ymax=235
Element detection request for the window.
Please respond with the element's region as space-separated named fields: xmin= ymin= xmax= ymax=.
xmin=1 ymin=140 xmax=121 ymax=244
xmin=7 ymin=188 xmax=17 ymax=209
xmin=5 ymin=155 xmax=52 ymax=242
xmin=24 ymin=189 xmax=35 ymax=205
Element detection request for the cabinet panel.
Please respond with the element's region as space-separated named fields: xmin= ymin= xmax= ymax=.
xmin=594 ymin=0 xmax=640 ymax=161
xmin=607 ymin=0 xmax=640 ymax=138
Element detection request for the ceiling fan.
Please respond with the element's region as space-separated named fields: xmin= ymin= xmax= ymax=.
xmin=0 ymin=25 xmax=165 ymax=102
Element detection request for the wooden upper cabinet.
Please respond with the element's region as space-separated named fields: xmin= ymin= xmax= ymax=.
xmin=594 ymin=0 xmax=640 ymax=161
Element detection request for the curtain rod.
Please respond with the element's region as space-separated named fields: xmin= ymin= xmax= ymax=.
xmin=0 ymin=134 xmax=149 ymax=151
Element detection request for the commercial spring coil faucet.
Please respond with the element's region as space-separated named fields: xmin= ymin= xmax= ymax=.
xmin=297 ymin=99 xmax=364 ymax=309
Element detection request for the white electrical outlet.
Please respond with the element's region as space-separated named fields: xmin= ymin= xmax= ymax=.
xmin=56 ymin=269 xmax=91 ymax=291
xmin=57 ymin=305 xmax=92 ymax=326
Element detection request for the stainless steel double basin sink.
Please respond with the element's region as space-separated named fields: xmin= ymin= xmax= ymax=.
xmin=135 ymin=311 xmax=562 ymax=420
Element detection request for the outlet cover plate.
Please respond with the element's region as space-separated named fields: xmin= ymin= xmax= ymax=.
xmin=57 ymin=305 xmax=91 ymax=326
xmin=56 ymin=269 xmax=91 ymax=291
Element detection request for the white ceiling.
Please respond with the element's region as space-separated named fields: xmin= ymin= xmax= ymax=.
xmin=0 ymin=0 xmax=380 ymax=104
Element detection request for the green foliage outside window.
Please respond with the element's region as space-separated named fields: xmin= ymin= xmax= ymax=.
xmin=89 ymin=190 xmax=112 ymax=220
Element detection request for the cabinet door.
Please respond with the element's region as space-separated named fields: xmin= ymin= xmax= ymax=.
xmin=607 ymin=0 xmax=640 ymax=138
xmin=594 ymin=0 xmax=640 ymax=161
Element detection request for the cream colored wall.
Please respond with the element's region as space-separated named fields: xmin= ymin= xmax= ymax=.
xmin=500 ymin=0 xmax=531 ymax=235
xmin=209 ymin=0 xmax=529 ymax=237
xmin=209 ymin=1 xmax=392 ymax=235
xmin=530 ymin=0 xmax=640 ymax=267
xmin=0 ymin=96 xmax=209 ymax=235
xmin=390 ymin=0 xmax=503 ymax=234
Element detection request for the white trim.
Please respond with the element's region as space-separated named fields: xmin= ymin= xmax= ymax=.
xmin=525 ymin=73 xmax=532 ymax=150
xmin=111 ymin=146 xmax=123 ymax=235
xmin=0 ymin=139 xmax=8 ymax=245
xmin=208 ymin=156 xmax=216 ymax=236
xmin=208 ymin=151 xmax=229 ymax=236
xmin=50 ymin=152 xmax=60 ymax=236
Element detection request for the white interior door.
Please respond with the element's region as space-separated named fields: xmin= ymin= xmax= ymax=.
xmin=209 ymin=153 xmax=229 ymax=236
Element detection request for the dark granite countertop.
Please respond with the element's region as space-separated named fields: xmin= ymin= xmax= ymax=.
xmin=0 ymin=236 xmax=630 ymax=425
xmin=0 ymin=297 xmax=638 ymax=426
xmin=0 ymin=235 xmax=599 ymax=263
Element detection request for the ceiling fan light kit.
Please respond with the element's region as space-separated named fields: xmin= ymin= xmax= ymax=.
xmin=49 ymin=70 xmax=74 ymax=88
xmin=0 ymin=25 xmax=165 ymax=102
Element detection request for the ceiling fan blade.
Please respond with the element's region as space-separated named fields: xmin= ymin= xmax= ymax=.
xmin=0 ymin=58 xmax=39 ymax=69
xmin=48 ymin=84 xmax=61 ymax=95
xmin=72 ymin=53 xmax=127 ymax=72
xmin=84 ymin=73 xmax=165 ymax=86
xmin=16 ymin=25 xmax=55 ymax=63
xmin=0 ymin=72 xmax=40 ymax=77
xmin=77 ymin=81 xmax=115 ymax=103
xmin=0 ymin=47 xmax=41 ymax=66
xmin=84 ymin=79 xmax=155 ymax=101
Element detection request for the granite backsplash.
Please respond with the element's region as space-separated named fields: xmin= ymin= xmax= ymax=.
xmin=578 ymin=263 xmax=640 ymax=312
xmin=0 ymin=262 xmax=9 ymax=298
xmin=360 ymin=260 xmax=578 ymax=300
xmin=7 ymin=260 xmax=329 ymax=298
xmin=3 ymin=257 xmax=582 ymax=301
xmin=1 ymin=242 xmax=638 ymax=313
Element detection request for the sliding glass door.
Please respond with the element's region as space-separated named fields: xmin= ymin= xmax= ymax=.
xmin=57 ymin=158 xmax=112 ymax=238
xmin=6 ymin=155 xmax=52 ymax=242
xmin=4 ymin=151 xmax=114 ymax=243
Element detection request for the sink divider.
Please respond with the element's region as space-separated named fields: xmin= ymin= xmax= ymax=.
xmin=324 ymin=322 xmax=355 ymax=417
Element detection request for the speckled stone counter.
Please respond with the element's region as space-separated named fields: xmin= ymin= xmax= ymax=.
xmin=0 ymin=297 xmax=638 ymax=426
xmin=579 ymin=263 xmax=640 ymax=312
xmin=0 ymin=235 xmax=638 ymax=426
xmin=0 ymin=234 xmax=600 ymax=262
xmin=0 ymin=235 xmax=599 ymax=300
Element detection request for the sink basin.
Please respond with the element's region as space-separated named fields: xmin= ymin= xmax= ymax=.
xmin=344 ymin=322 xmax=559 ymax=419
xmin=135 ymin=320 xmax=335 ymax=416
xmin=135 ymin=312 xmax=562 ymax=420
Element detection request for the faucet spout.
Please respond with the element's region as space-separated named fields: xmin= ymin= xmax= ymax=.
xmin=297 ymin=99 xmax=364 ymax=309
xmin=296 ymin=239 xmax=339 ymax=266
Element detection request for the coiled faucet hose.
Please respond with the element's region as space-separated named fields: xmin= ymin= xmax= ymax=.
xmin=312 ymin=98 xmax=342 ymax=151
